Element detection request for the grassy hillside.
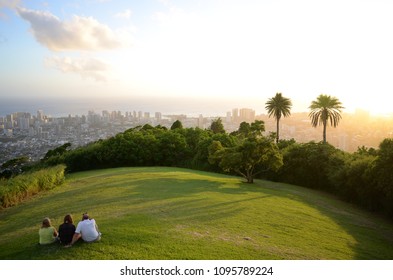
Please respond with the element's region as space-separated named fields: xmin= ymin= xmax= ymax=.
xmin=0 ymin=167 xmax=392 ymax=260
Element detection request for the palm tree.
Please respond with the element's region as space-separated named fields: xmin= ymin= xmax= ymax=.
xmin=265 ymin=92 xmax=292 ymax=143
xmin=309 ymin=94 xmax=344 ymax=143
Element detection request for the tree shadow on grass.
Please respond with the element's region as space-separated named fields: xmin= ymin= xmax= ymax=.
xmin=119 ymin=174 xmax=393 ymax=260
xmin=97 ymin=174 xmax=393 ymax=259
xmin=1 ymin=167 xmax=393 ymax=259
xmin=254 ymin=179 xmax=393 ymax=259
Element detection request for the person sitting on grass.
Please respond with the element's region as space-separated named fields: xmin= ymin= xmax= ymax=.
xmin=38 ymin=217 xmax=58 ymax=245
xmin=66 ymin=213 xmax=101 ymax=247
xmin=58 ymin=214 xmax=76 ymax=246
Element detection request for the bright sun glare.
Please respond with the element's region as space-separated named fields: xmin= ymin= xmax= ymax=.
xmin=1 ymin=0 xmax=393 ymax=116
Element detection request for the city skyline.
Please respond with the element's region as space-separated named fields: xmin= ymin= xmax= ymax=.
xmin=1 ymin=103 xmax=391 ymax=152
xmin=0 ymin=95 xmax=275 ymax=118
xmin=0 ymin=96 xmax=388 ymax=120
xmin=1 ymin=1 xmax=393 ymax=115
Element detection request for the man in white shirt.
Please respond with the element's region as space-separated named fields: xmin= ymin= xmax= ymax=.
xmin=67 ymin=213 xmax=101 ymax=246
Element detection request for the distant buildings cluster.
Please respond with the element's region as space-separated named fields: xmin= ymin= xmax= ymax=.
xmin=0 ymin=107 xmax=257 ymax=138
xmin=1 ymin=107 xmax=393 ymax=166
xmin=0 ymin=107 xmax=256 ymax=165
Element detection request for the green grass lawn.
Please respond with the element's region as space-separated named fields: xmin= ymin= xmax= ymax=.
xmin=1 ymin=167 xmax=393 ymax=260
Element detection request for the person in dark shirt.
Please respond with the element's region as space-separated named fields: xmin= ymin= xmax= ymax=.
xmin=58 ymin=214 xmax=76 ymax=245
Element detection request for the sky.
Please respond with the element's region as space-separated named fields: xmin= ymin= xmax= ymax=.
xmin=1 ymin=0 xmax=393 ymax=116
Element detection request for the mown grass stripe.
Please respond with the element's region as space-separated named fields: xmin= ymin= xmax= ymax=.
xmin=0 ymin=167 xmax=392 ymax=260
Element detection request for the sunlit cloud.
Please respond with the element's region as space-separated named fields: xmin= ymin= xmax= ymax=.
xmin=0 ymin=0 xmax=19 ymax=9
xmin=0 ymin=0 xmax=20 ymax=18
xmin=16 ymin=7 xmax=130 ymax=51
xmin=45 ymin=56 xmax=110 ymax=82
xmin=115 ymin=9 xmax=132 ymax=19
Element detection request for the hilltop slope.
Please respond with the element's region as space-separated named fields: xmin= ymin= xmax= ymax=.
xmin=0 ymin=167 xmax=392 ymax=260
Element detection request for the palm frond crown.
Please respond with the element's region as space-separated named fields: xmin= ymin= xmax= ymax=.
xmin=265 ymin=93 xmax=292 ymax=120
xmin=265 ymin=92 xmax=292 ymax=143
xmin=309 ymin=94 xmax=344 ymax=143
xmin=309 ymin=94 xmax=344 ymax=127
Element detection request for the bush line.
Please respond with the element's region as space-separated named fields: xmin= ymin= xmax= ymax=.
xmin=0 ymin=165 xmax=66 ymax=208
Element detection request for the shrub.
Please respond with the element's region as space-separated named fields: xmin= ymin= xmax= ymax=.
xmin=0 ymin=165 xmax=66 ymax=208
xmin=276 ymin=142 xmax=345 ymax=191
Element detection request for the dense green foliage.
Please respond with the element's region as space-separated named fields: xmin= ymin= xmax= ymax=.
xmin=209 ymin=136 xmax=283 ymax=183
xmin=43 ymin=143 xmax=71 ymax=161
xmin=0 ymin=165 xmax=66 ymax=208
xmin=208 ymin=118 xmax=226 ymax=134
xmin=15 ymin=119 xmax=393 ymax=220
xmin=267 ymin=140 xmax=393 ymax=219
xmin=41 ymin=124 xmax=239 ymax=173
xmin=170 ymin=120 xmax=183 ymax=130
xmin=273 ymin=142 xmax=344 ymax=190
xmin=0 ymin=156 xmax=30 ymax=178
xmin=1 ymin=167 xmax=392 ymax=260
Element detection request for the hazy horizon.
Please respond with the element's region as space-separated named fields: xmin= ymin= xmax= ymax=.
xmin=1 ymin=0 xmax=393 ymax=116
xmin=0 ymin=96 xmax=386 ymax=119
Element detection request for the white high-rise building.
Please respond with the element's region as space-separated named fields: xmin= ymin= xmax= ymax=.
xmin=37 ymin=110 xmax=44 ymax=121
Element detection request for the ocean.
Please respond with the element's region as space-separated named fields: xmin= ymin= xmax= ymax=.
xmin=0 ymin=96 xmax=258 ymax=118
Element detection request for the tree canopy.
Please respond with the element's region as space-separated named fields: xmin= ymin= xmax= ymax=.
xmin=209 ymin=118 xmax=225 ymax=134
xmin=309 ymin=94 xmax=344 ymax=143
xmin=11 ymin=108 xmax=393 ymax=221
xmin=170 ymin=120 xmax=183 ymax=130
xmin=265 ymin=92 xmax=292 ymax=143
xmin=209 ymin=121 xmax=283 ymax=183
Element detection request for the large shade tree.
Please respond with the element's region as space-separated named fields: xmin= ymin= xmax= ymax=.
xmin=265 ymin=92 xmax=292 ymax=143
xmin=209 ymin=121 xmax=282 ymax=183
xmin=309 ymin=94 xmax=344 ymax=143
xmin=208 ymin=136 xmax=282 ymax=183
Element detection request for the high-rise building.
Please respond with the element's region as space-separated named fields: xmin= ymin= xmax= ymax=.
xmin=102 ymin=110 xmax=110 ymax=118
xmin=239 ymin=108 xmax=255 ymax=122
xmin=6 ymin=114 xmax=13 ymax=129
xmin=37 ymin=126 xmax=43 ymax=138
xmin=102 ymin=110 xmax=110 ymax=124
xmin=198 ymin=114 xmax=204 ymax=128
xmin=226 ymin=111 xmax=231 ymax=123
xmin=18 ymin=117 xmax=30 ymax=130
xmin=37 ymin=110 xmax=44 ymax=121
xmin=232 ymin=108 xmax=239 ymax=122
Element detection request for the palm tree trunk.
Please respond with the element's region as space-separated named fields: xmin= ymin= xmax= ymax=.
xmin=323 ymin=120 xmax=327 ymax=143
xmin=276 ymin=118 xmax=280 ymax=143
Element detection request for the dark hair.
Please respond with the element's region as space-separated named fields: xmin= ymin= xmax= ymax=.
xmin=82 ymin=213 xmax=89 ymax=220
xmin=64 ymin=214 xmax=73 ymax=224
xmin=41 ymin=217 xmax=51 ymax=228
